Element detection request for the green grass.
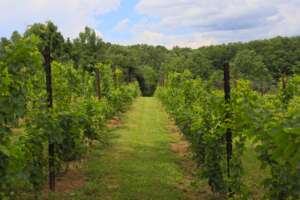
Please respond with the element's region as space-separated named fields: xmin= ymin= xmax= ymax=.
xmin=242 ymin=141 xmax=270 ymax=199
xmin=49 ymin=97 xmax=188 ymax=200
xmin=38 ymin=97 xmax=268 ymax=200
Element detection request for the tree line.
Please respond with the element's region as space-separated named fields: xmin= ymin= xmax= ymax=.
xmin=2 ymin=21 xmax=299 ymax=96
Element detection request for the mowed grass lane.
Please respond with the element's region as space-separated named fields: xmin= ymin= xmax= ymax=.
xmin=54 ymin=97 xmax=189 ymax=200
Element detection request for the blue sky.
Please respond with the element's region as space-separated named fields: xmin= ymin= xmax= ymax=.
xmin=1 ymin=0 xmax=300 ymax=48
xmin=97 ymin=0 xmax=139 ymax=43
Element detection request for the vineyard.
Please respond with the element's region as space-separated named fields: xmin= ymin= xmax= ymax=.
xmin=0 ymin=21 xmax=300 ymax=200
xmin=0 ymin=23 xmax=140 ymax=199
xmin=156 ymin=70 xmax=300 ymax=199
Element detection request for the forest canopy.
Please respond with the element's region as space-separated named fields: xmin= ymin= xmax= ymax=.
xmin=1 ymin=21 xmax=300 ymax=96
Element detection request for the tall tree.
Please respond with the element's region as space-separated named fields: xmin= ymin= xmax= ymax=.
xmin=231 ymin=49 xmax=272 ymax=93
xmin=73 ymin=27 xmax=105 ymax=99
xmin=183 ymin=50 xmax=213 ymax=79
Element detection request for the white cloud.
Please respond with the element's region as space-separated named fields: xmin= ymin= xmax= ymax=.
xmin=129 ymin=31 xmax=215 ymax=49
xmin=0 ymin=0 xmax=121 ymax=38
xmin=135 ymin=0 xmax=300 ymax=45
xmin=136 ymin=0 xmax=277 ymax=31
xmin=270 ymin=1 xmax=300 ymax=37
xmin=1 ymin=0 xmax=300 ymax=48
xmin=135 ymin=31 xmax=164 ymax=45
xmin=166 ymin=34 xmax=216 ymax=49
xmin=113 ymin=18 xmax=130 ymax=32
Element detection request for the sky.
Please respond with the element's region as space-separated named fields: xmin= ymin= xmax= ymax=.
xmin=1 ymin=0 xmax=300 ymax=48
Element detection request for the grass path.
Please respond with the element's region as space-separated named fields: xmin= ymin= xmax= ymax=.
xmin=59 ymin=97 xmax=193 ymax=200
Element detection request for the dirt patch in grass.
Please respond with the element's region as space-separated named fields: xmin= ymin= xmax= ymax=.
xmin=108 ymin=118 xmax=123 ymax=128
xmin=167 ymin=118 xmax=216 ymax=200
xmin=167 ymin=119 xmax=195 ymax=171
xmin=56 ymin=168 xmax=85 ymax=193
xmin=171 ymin=139 xmax=189 ymax=156
xmin=103 ymin=175 xmax=120 ymax=191
xmin=42 ymin=117 xmax=123 ymax=195
xmin=43 ymin=162 xmax=86 ymax=193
